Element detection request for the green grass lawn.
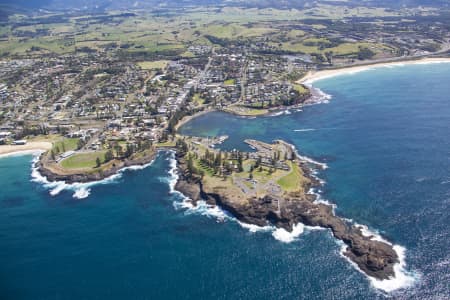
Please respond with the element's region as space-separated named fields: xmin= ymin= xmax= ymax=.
xmin=137 ymin=60 xmax=170 ymax=70
xmin=224 ymin=106 xmax=269 ymax=116
xmin=60 ymin=151 xmax=106 ymax=170
xmin=224 ymin=78 xmax=236 ymax=85
xmin=293 ymin=83 xmax=308 ymax=94
xmin=53 ymin=138 xmax=79 ymax=153
xmin=193 ymin=93 xmax=205 ymax=106
xmin=277 ymin=161 xmax=302 ymax=192
xmin=155 ymin=141 xmax=176 ymax=147
xmin=196 ymin=160 xmax=215 ymax=176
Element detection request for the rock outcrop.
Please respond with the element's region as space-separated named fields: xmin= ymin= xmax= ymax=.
xmin=175 ymin=152 xmax=399 ymax=281
xmin=37 ymin=150 xmax=157 ymax=184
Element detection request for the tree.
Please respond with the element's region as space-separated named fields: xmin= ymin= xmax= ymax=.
xmin=187 ymin=154 xmax=195 ymax=177
xmin=325 ymin=51 xmax=333 ymax=65
xmin=237 ymin=152 xmax=243 ymax=172
xmin=214 ymin=152 xmax=222 ymax=167
xmin=96 ymin=157 xmax=101 ymax=168
xmin=125 ymin=143 xmax=134 ymax=158
xmin=105 ymin=150 xmax=114 ymax=162
xmin=114 ymin=144 xmax=122 ymax=158
xmin=255 ymin=156 xmax=261 ymax=168
xmin=290 ymin=151 xmax=296 ymax=161
xmin=77 ymin=139 xmax=85 ymax=150
xmin=50 ymin=149 xmax=55 ymax=161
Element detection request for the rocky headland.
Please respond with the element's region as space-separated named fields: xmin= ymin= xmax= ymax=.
xmin=174 ymin=140 xmax=399 ymax=281
xmin=37 ymin=149 xmax=157 ymax=184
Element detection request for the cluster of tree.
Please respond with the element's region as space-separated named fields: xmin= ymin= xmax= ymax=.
xmin=204 ymin=35 xmax=230 ymax=48
xmin=117 ymin=49 xmax=185 ymax=62
xmin=17 ymin=124 xmax=49 ymax=139
xmin=176 ymin=139 xmax=189 ymax=154
xmin=167 ymin=108 xmax=192 ymax=134
xmin=357 ymin=47 xmax=376 ymax=60
xmin=202 ymin=149 xmax=246 ymax=175
xmin=108 ymin=140 xmax=152 ymax=160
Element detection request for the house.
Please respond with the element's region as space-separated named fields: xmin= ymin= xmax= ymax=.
xmin=0 ymin=131 xmax=11 ymax=139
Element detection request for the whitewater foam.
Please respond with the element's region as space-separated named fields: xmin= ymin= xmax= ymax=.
xmin=237 ymin=222 xmax=273 ymax=233
xmin=338 ymin=224 xmax=418 ymax=293
xmin=289 ymin=144 xmax=328 ymax=169
xmin=30 ymin=153 xmax=155 ymax=199
xmin=73 ymin=187 xmax=91 ymax=199
xmin=272 ymin=223 xmax=305 ymax=243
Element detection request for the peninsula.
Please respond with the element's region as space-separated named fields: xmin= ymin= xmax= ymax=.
xmin=173 ymin=137 xmax=399 ymax=280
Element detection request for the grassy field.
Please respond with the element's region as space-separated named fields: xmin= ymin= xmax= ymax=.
xmin=60 ymin=151 xmax=106 ymax=169
xmin=293 ymin=84 xmax=308 ymax=94
xmin=277 ymin=161 xmax=303 ymax=192
xmin=53 ymin=138 xmax=79 ymax=153
xmin=193 ymin=93 xmax=205 ymax=106
xmin=137 ymin=60 xmax=169 ymax=70
xmin=224 ymin=78 xmax=236 ymax=85
xmin=224 ymin=106 xmax=269 ymax=116
xmin=155 ymin=140 xmax=176 ymax=147
xmin=0 ymin=5 xmax=414 ymax=56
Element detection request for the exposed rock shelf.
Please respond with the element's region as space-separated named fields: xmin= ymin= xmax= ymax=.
xmin=174 ymin=148 xmax=399 ymax=281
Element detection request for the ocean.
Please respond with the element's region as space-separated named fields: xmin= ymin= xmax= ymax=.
xmin=1 ymin=62 xmax=450 ymax=299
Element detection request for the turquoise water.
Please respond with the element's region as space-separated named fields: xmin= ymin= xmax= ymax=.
xmin=1 ymin=63 xmax=450 ymax=299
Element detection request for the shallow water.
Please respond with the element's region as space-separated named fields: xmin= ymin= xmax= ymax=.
xmin=1 ymin=63 xmax=450 ymax=299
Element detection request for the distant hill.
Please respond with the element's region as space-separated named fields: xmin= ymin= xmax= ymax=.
xmin=0 ymin=0 xmax=448 ymax=16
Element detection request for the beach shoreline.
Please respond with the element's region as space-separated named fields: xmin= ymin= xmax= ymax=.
xmin=174 ymin=108 xmax=216 ymax=131
xmin=299 ymin=57 xmax=450 ymax=84
xmin=0 ymin=142 xmax=52 ymax=159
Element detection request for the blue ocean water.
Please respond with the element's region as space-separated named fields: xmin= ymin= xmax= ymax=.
xmin=1 ymin=63 xmax=450 ymax=299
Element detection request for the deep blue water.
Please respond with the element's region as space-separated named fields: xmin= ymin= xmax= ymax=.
xmin=1 ymin=63 xmax=450 ymax=299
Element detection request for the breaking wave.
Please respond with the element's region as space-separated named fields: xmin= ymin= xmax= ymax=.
xmin=165 ymin=148 xmax=417 ymax=293
xmin=339 ymin=224 xmax=419 ymax=293
xmin=289 ymin=144 xmax=328 ymax=170
xmin=272 ymin=223 xmax=305 ymax=243
xmin=30 ymin=154 xmax=155 ymax=200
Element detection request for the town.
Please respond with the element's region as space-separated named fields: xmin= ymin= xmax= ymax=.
xmin=0 ymin=3 xmax=449 ymax=177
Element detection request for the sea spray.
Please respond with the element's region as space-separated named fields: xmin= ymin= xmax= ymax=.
xmin=337 ymin=224 xmax=418 ymax=293
xmin=272 ymin=223 xmax=305 ymax=243
xmin=166 ymin=152 xmax=316 ymax=242
xmin=288 ymin=144 xmax=328 ymax=170
xmin=31 ymin=153 xmax=155 ymax=199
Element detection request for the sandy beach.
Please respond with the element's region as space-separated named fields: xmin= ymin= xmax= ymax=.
xmin=175 ymin=109 xmax=215 ymax=131
xmin=299 ymin=57 xmax=450 ymax=85
xmin=0 ymin=142 xmax=52 ymax=158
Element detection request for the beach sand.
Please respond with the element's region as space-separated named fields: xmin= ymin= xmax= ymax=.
xmin=300 ymin=57 xmax=450 ymax=84
xmin=0 ymin=142 xmax=52 ymax=158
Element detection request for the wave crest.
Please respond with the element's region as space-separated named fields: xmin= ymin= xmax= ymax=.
xmin=30 ymin=154 xmax=155 ymax=199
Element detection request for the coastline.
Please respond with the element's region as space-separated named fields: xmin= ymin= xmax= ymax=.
xmin=299 ymin=57 xmax=450 ymax=84
xmin=37 ymin=149 xmax=158 ymax=184
xmin=0 ymin=142 xmax=52 ymax=159
xmin=5 ymin=58 xmax=430 ymax=290
xmin=173 ymin=139 xmax=400 ymax=283
xmin=174 ymin=108 xmax=215 ymax=131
